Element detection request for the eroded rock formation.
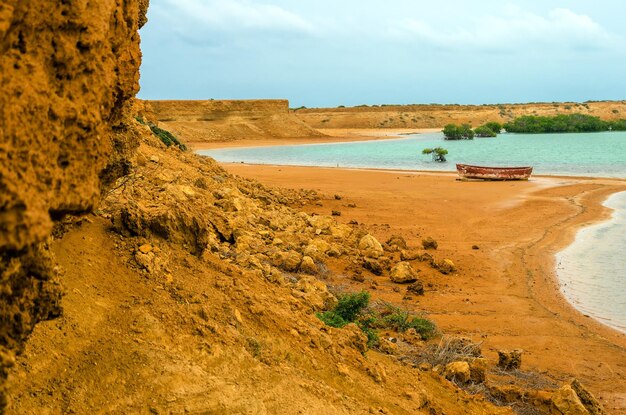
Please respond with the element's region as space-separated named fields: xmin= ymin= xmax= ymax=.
xmin=0 ymin=0 xmax=148 ymax=407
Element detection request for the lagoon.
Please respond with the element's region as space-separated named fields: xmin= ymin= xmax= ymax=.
xmin=199 ymin=131 xmax=626 ymax=178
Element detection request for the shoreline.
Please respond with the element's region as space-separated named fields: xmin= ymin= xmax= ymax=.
xmin=187 ymin=128 xmax=441 ymax=150
xmin=217 ymin=163 xmax=626 ymax=411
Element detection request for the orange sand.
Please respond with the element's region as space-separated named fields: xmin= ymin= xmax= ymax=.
xmin=220 ymin=163 xmax=626 ymax=413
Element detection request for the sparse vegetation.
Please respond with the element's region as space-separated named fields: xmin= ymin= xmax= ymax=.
xmin=473 ymin=125 xmax=497 ymax=137
xmin=317 ymin=292 xmax=437 ymax=348
xmin=504 ymin=113 xmax=626 ymax=133
xmin=136 ymin=116 xmax=187 ymax=150
xmin=422 ymin=147 xmax=448 ymax=162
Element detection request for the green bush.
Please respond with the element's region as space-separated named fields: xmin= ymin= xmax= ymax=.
xmin=503 ymin=114 xmax=615 ymax=133
xmin=474 ymin=125 xmax=497 ymax=137
xmin=378 ymin=304 xmax=437 ymax=339
xmin=147 ymin=122 xmax=187 ymax=151
xmin=443 ymin=123 xmax=474 ymax=140
xmin=317 ymin=292 xmax=437 ymax=349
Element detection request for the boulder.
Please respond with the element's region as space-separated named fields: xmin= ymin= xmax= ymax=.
xmin=407 ymin=281 xmax=425 ymax=295
xmin=443 ymin=361 xmax=471 ymax=384
xmin=385 ymin=235 xmax=408 ymax=251
xmin=363 ymin=257 xmax=383 ymax=276
xmin=400 ymin=250 xmax=420 ymax=261
xmin=390 ymin=262 xmax=419 ymax=283
xmin=436 ymin=259 xmax=456 ymax=274
xmin=359 ymin=234 xmax=384 ymax=258
xmin=497 ymin=349 xmax=523 ymax=370
xmin=422 ymin=237 xmax=438 ymax=250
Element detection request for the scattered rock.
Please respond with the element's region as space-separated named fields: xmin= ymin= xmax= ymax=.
xmin=419 ymin=252 xmax=433 ymax=264
xmin=348 ymin=219 xmax=358 ymax=225
xmin=363 ymin=257 xmax=383 ymax=276
xmin=358 ymin=234 xmax=384 ymax=258
xmin=551 ymin=384 xmax=590 ymax=415
xmin=472 ymin=245 xmax=480 ymax=250
xmin=400 ymin=250 xmax=420 ymax=261
xmin=390 ymin=262 xmax=419 ymax=283
xmin=422 ymin=237 xmax=438 ymax=250
xmin=497 ymin=349 xmax=523 ymax=370
xmin=149 ymin=155 xmax=160 ymax=163
xmin=435 ymin=259 xmax=456 ymax=274
xmin=347 ymin=203 xmax=357 ymax=208
xmin=406 ymin=281 xmax=424 ymax=296
xmin=385 ymin=235 xmax=407 ymax=252
xmin=138 ymin=243 xmax=152 ymax=254
xmin=274 ymin=251 xmax=302 ymax=272
xmin=443 ymin=361 xmax=471 ymax=384
xmin=334 ymin=194 xmax=342 ymax=200
xmin=331 ymin=210 xmax=341 ymax=216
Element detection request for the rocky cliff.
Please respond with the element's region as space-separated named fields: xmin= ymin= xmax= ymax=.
xmin=0 ymin=0 xmax=148 ymax=408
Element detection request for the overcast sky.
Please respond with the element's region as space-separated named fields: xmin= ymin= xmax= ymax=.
xmin=138 ymin=0 xmax=626 ymax=107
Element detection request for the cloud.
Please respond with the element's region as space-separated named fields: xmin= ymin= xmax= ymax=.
xmin=155 ymin=0 xmax=316 ymax=36
xmin=389 ymin=7 xmax=619 ymax=53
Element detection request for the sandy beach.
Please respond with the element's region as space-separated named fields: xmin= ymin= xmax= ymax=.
xmin=220 ymin=162 xmax=626 ymax=412
xmin=187 ymin=128 xmax=441 ymax=150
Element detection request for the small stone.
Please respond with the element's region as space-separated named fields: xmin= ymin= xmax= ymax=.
xmin=472 ymin=245 xmax=480 ymax=250
xmin=363 ymin=257 xmax=383 ymax=276
xmin=422 ymin=237 xmax=438 ymax=250
xmin=348 ymin=219 xmax=358 ymax=225
xmin=138 ymin=244 xmax=152 ymax=254
xmin=436 ymin=259 xmax=456 ymax=274
xmin=400 ymin=250 xmax=420 ymax=261
xmin=331 ymin=210 xmax=341 ymax=216
xmin=407 ymin=281 xmax=424 ymax=295
xmin=334 ymin=194 xmax=342 ymax=200
xmin=149 ymin=155 xmax=160 ymax=163
xmin=347 ymin=203 xmax=357 ymax=208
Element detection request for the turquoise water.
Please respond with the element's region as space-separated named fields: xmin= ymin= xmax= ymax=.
xmin=556 ymin=191 xmax=626 ymax=333
xmin=199 ymin=131 xmax=626 ymax=178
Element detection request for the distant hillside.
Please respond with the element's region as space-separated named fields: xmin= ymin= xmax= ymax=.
xmin=141 ymin=99 xmax=325 ymax=145
xmin=293 ymin=101 xmax=626 ymax=129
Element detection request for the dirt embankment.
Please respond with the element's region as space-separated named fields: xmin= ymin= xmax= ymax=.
xmin=293 ymin=101 xmax=626 ymax=129
xmin=142 ymin=99 xmax=325 ymax=146
xmin=0 ymin=0 xmax=147 ymax=408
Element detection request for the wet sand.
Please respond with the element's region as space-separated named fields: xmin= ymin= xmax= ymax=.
xmin=220 ymin=163 xmax=626 ymax=412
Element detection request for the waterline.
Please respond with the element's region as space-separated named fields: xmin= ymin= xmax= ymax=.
xmin=556 ymin=191 xmax=626 ymax=333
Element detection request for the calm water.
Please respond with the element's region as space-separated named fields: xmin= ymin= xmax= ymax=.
xmin=556 ymin=191 xmax=626 ymax=333
xmin=200 ymin=131 xmax=626 ymax=178
xmin=199 ymin=131 xmax=626 ymax=332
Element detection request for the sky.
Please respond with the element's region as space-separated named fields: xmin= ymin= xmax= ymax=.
xmin=138 ymin=0 xmax=626 ymax=107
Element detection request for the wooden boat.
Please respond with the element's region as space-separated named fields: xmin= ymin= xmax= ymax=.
xmin=456 ymin=164 xmax=533 ymax=181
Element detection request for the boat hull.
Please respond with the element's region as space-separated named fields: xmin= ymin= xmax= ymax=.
xmin=456 ymin=164 xmax=533 ymax=181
